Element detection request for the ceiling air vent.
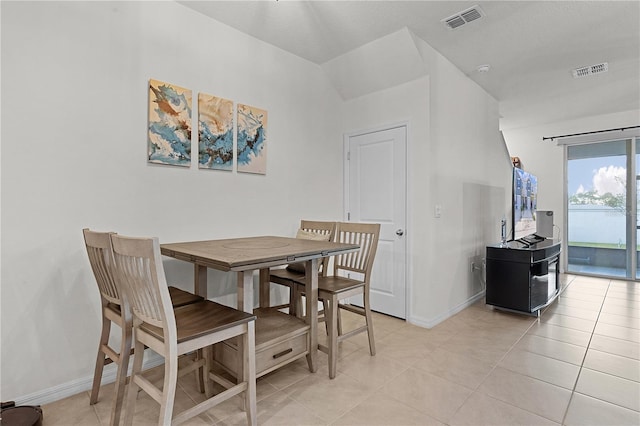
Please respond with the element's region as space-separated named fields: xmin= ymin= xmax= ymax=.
xmin=572 ymin=62 xmax=609 ymax=78
xmin=442 ymin=5 xmax=485 ymax=30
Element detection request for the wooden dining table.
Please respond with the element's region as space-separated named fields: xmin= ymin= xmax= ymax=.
xmin=160 ymin=235 xmax=359 ymax=377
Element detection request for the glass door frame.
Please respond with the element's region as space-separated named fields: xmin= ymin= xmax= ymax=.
xmin=627 ymin=139 xmax=636 ymax=278
xmin=564 ymin=137 xmax=639 ymax=280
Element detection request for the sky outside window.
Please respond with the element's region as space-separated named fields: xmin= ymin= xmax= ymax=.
xmin=568 ymin=156 xmax=626 ymax=198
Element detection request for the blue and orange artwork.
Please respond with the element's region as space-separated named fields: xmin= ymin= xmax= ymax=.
xmin=148 ymin=79 xmax=192 ymax=167
xmin=237 ymin=104 xmax=267 ymax=175
xmin=198 ymin=93 xmax=233 ymax=171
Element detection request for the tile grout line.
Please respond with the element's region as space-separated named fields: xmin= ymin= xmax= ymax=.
xmin=449 ymin=275 xmax=590 ymax=425
xmin=85 ymin=388 xmax=106 ymax=426
xmin=445 ymin=298 xmax=548 ymax=424
xmin=559 ymin=277 xmax=611 ymax=426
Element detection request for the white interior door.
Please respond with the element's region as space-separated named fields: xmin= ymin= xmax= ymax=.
xmin=345 ymin=126 xmax=407 ymax=319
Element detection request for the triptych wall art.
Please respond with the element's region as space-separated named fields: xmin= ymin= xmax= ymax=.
xmin=198 ymin=93 xmax=233 ymax=171
xmin=148 ymin=79 xmax=267 ymax=175
xmin=237 ymin=103 xmax=267 ymax=175
xmin=148 ymin=79 xmax=192 ymax=167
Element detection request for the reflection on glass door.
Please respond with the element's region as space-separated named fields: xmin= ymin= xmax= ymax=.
xmin=567 ymin=140 xmax=629 ymax=278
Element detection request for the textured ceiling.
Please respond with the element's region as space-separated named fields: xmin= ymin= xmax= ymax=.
xmin=179 ymin=1 xmax=640 ymax=130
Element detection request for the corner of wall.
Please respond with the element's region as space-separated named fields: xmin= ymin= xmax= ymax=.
xmin=321 ymin=27 xmax=428 ymax=100
xmin=409 ymin=291 xmax=486 ymax=328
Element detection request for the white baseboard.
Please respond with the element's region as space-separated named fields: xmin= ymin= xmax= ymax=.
xmin=408 ymin=291 xmax=486 ymax=329
xmin=13 ymin=350 xmax=165 ymax=407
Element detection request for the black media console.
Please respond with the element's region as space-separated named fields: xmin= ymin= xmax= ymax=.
xmin=485 ymin=239 xmax=562 ymax=316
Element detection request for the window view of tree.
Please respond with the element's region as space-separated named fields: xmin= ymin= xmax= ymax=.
xmin=568 ymin=188 xmax=625 ymax=211
xmin=568 ymin=165 xmax=626 ymax=210
xmin=567 ymin=143 xmax=628 ymax=277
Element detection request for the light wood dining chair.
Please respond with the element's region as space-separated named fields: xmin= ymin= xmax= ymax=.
xmin=83 ymin=229 xmax=204 ymax=426
xmin=291 ymin=222 xmax=380 ymax=379
xmin=110 ymin=234 xmax=257 ymax=426
xmin=269 ymin=220 xmax=336 ymax=315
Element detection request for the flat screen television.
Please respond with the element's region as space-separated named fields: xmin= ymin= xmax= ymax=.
xmin=512 ymin=167 xmax=538 ymax=240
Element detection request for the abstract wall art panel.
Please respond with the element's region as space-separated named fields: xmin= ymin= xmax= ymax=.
xmin=198 ymin=93 xmax=233 ymax=171
xmin=237 ymin=104 xmax=267 ymax=175
xmin=147 ymin=79 xmax=192 ymax=167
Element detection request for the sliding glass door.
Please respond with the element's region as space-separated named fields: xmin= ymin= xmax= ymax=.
xmin=567 ymin=139 xmax=637 ymax=278
xmin=636 ymin=139 xmax=640 ymax=279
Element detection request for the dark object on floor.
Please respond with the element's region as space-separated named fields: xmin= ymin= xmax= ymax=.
xmin=0 ymin=401 xmax=43 ymax=426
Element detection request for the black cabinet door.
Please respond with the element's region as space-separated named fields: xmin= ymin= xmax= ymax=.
xmin=486 ymin=259 xmax=532 ymax=312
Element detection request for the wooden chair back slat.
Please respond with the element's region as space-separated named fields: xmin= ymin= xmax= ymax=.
xmin=300 ymin=220 xmax=336 ymax=240
xmin=83 ymin=229 xmax=121 ymax=305
xmin=110 ymin=235 xmax=171 ymax=330
xmin=333 ymin=222 xmax=380 ymax=278
xmin=300 ymin=220 xmax=337 ymax=274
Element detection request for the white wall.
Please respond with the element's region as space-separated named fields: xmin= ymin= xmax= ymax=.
xmin=1 ymin=1 xmax=344 ymax=402
xmin=341 ymin=38 xmax=512 ymax=327
xmin=413 ymin=40 xmax=513 ymax=326
xmin=2 ymin=0 xmax=518 ymax=403
xmin=502 ymin=109 xmax=640 ymax=269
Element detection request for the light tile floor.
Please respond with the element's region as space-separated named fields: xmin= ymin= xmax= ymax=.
xmin=43 ymin=275 xmax=640 ymax=425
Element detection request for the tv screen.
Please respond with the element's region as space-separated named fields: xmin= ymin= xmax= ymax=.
xmin=513 ymin=167 xmax=538 ymax=240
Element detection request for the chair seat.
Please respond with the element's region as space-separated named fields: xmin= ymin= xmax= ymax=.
xmin=106 ymin=287 xmax=202 ymax=316
xmin=105 ymin=302 xmax=123 ymax=316
xmin=269 ymin=268 xmax=304 ymax=284
xmin=168 ymin=286 xmax=203 ymax=307
xmin=141 ymin=300 xmax=256 ymax=344
xmin=293 ymin=275 xmax=365 ymax=295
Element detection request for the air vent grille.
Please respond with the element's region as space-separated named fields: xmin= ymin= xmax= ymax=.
xmin=445 ymin=16 xmax=466 ymax=29
xmin=572 ymin=62 xmax=608 ymax=78
xmin=442 ymin=5 xmax=485 ymax=30
xmin=460 ymin=8 xmax=482 ymax=23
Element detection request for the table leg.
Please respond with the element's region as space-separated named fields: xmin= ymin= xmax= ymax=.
xmin=193 ymin=265 xmax=207 ymax=392
xmin=236 ymin=270 xmax=254 ymax=390
xmin=259 ymin=268 xmax=270 ymax=309
xmin=195 ymin=265 xmax=208 ymax=299
xmin=305 ymin=258 xmax=318 ymax=373
xmin=237 ymin=271 xmax=254 ymax=314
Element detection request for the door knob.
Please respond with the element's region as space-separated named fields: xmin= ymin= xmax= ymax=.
xmin=396 ymin=229 xmax=404 ymax=236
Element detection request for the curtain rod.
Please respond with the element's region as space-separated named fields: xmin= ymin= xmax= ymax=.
xmin=542 ymin=125 xmax=640 ymax=141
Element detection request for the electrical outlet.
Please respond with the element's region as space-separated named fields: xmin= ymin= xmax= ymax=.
xmin=471 ymin=259 xmax=484 ymax=273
